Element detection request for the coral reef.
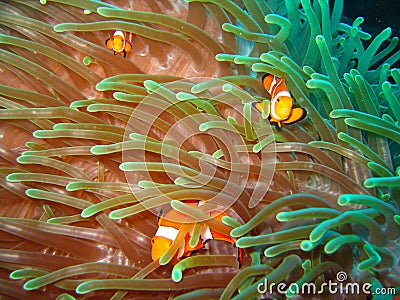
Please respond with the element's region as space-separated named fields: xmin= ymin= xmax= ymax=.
xmin=0 ymin=0 xmax=399 ymax=299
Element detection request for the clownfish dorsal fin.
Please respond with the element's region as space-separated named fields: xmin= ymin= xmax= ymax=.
xmin=157 ymin=209 xmax=163 ymax=223
xmin=105 ymin=37 xmax=114 ymax=50
xmin=124 ymin=40 xmax=132 ymax=52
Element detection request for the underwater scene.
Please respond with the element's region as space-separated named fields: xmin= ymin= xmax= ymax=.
xmin=0 ymin=0 xmax=399 ymax=299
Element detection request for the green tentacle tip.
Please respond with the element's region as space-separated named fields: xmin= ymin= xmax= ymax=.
xmin=108 ymin=210 xmax=122 ymax=220
xmin=176 ymin=92 xmax=196 ymax=101
xmin=40 ymin=0 xmax=46 ymax=4
xmin=227 ymin=116 xmax=238 ymax=125
xmin=364 ymin=176 xmax=400 ymax=188
xmin=301 ymin=259 xmax=312 ymax=271
xmin=309 ymin=226 xmax=325 ymax=243
xmin=199 ymin=122 xmax=213 ymax=132
xmin=357 ymin=244 xmax=382 ymax=271
xmin=324 ymin=235 xmax=361 ymax=254
xmin=95 ymin=82 xmax=113 ymax=91
xmin=379 ymin=193 xmax=390 ymax=201
xmin=221 ymin=215 xmax=241 ymax=228
xmin=83 ymin=56 xmax=94 ymax=65
xmin=16 ymin=156 xmax=29 ymax=164
xmin=83 ymin=9 xmax=92 ymax=15
xmin=138 ymin=180 xmax=159 ymax=188
xmin=353 ymin=16 xmax=364 ymax=26
xmin=275 ymin=211 xmax=290 ymax=222
xmin=174 ymin=177 xmax=201 ymax=188
xmin=143 ymin=80 xmax=161 ymax=93
xmin=70 ymin=100 xmax=90 ymax=108
xmin=66 ymin=182 xmax=81 ymax=191
xmin=25 ymin=188 xmax=39 ymax=198
xmin=172 ymin=268 xmax=183 ymax=282
xmin=129 ymin=133 xmax=146 ymax=140
xmin=86 ymin=104 xmax=101 ymax=112
xmin=56 ymin=293 xmax=76 ymax=300
xmin=300 ymin=240 xmax=315 ymax=251
xmin=5 ymin=174 xmax=18 ymax=182
xmin=32 ymin=130 xmax=49 ymax=138
xmin=9 ymin=270 xmax=26 ymax=280
xmin=337 ymin=194 xmax=351 ymax=206
xmin=215 ymin=53 xmax=236 ymax=62
xmin=90 ymin=145 xmax=106 ymax=155
xmin=81 ymin=206 xmax=95 ymax=218
xmin=23 ymin=278 xmax=39 ymax=291
xmin=75 ymin=281 xmax=92 ymax=294
xmin=222 ymin=83 xmax=233 ymax=93
xmin=230 ymin=226 xmax=246 ymax=238
xmin=394 ymin=215 xmax=400 ymax=225
xmin=53 ymin=24 xmax=67 ymax=33
xmin=212 ymin=149 xmax=223 ymax=159
xmin=315 ymin=34 xmax=325 ymax=44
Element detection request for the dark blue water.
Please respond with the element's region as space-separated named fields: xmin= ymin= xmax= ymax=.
xmin=343 ymin=0 xmax=400 ymax=37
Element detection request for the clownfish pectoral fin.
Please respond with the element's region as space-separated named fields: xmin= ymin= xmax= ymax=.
xmin=105 ymin=37 xmax=114 ymax=50
xmin=252 ymin=100 xmax=270 ymax=119
xmin=282 ymin=107 xmax=307 ymax=125
xmin=151 ymin=236 xmax=173 ymax=261
xmin=124 ymin=40 xmax=132 ymax=52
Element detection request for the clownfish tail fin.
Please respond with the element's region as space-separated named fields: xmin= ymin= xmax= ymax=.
xmin=282 ymin=107 xmax=308 ymax=125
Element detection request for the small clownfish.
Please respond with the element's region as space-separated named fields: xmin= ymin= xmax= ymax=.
xmin=105 ymin=30 xmax=134 ymax=57
xmin=254 ymin=74 xmax=307 ymax=128
xmin=151 ymin=201 xmax=242 ymax=264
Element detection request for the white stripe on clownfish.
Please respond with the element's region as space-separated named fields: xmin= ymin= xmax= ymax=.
xmin=270 ymin=90 xmax=292 ymax=121
xmin=154 ymin=225 xmax=179 ymax=241
xmin=267 ymin=76 xmax=277 ymax=95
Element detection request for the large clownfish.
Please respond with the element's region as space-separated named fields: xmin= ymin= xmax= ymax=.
xmin=254 ymin=74 xmax=307 ymax=128
xmin=105 ymin=30 xmax=134 ymax=57
xmin=151 ymin=201 xmax=242 ymax=264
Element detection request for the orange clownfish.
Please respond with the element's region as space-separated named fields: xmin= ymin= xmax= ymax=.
xmin=151 ymin=201 xmax=242 ymax=263
xmin=105 ymin=30 xmax=134 ymax=57
xmin=254 ymin=74 xmax=307 ymax=128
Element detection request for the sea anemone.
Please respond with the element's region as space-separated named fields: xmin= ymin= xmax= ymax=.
xmin=0 ymin=0 xmax=399 ymax=299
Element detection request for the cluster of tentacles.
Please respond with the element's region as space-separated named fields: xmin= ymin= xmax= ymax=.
xmin=0 ymin=0 xmax=399 ymax=299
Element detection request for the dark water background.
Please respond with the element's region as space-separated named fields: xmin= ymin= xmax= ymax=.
xmin=341 ymin=0 xmax=400 ymax=68
xmin=342 ymin=0 xmax=400 ymax=37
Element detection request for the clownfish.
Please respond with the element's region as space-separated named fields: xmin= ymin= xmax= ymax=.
xmin=151 ymin=201 xmax=242 ymax=263
xmin=105 ymin=30 xmax=134 ymax=57
xmin=254 ymin=74 xmax=307 ymax=128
